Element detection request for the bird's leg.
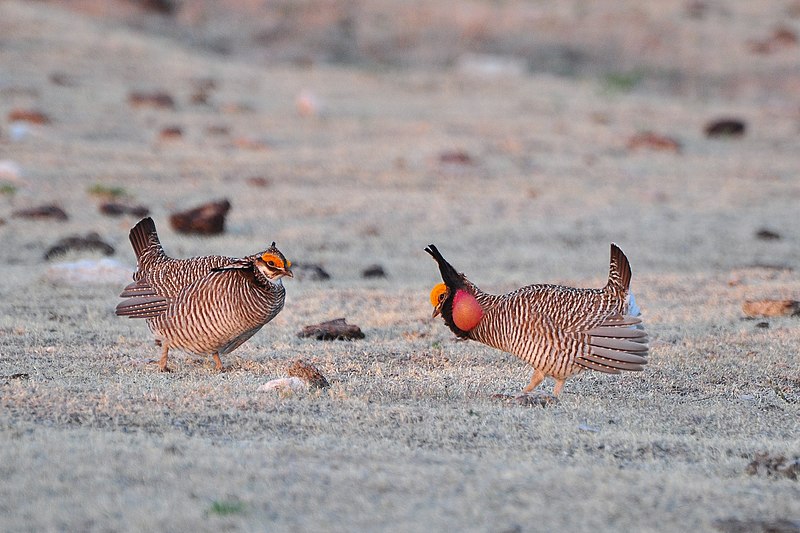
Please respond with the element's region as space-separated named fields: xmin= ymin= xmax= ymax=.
xmin=522 ymin=369 xmax=546 ymax=393
xmin=159 ymin=344 xmax=171 ymax=373
xmin=552 ymin=378 xmax=566 ymax=396
xmin=212 ymin=352 xmax=224 ymax=372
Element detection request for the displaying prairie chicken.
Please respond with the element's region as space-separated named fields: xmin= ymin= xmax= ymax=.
xmin=116 ymin=217 xmax=292 ymax=372
xmin=426 ymin=244 xmax=648 ymax=397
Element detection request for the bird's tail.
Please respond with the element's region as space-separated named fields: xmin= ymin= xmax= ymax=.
xmin=129 ymin=217 xmax=165 ymax=266
xmin=605 ymin=243 xmax=632 ymax=296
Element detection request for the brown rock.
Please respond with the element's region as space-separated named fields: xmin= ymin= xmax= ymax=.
xmin=755 ymin=228 xmax=781 ymax=240
xmin=8 ymin=109 xmax=50 ymax=125
xmin=12 ymin=205 xmax=68 ymax=220
xmin=627 ymin=131 xmax=681 ymax=153
xmin=362 ymin=264 xmax=387 ymax=278
xmin=169 ymin=199 xmax=231 ymax=235
xmin=439 ymin=150 xmax=474 ymax=165
xmin=292 ymin=263 xmax=331 ymax=281
xmin=159 ymin=126 xmax=183 ymax=140
xmin=99 ymin=202 xmax=150 ymax=218
xmin=44 ymin=232 xmax=115 ymax=260
xmin=287 ymin=360 xmax=330 ymax=389
xmin=705 ymin=119 xmax=746 ymax=138
xmin=128 ymin=91 xmax=175 ymax=109
xmin=298 ymin=318 xmax=364 ymax=341
xmin=742 ymin=300 xmax=800 ymax=318
xmin=714 ymin=518 xmax=800 ymax=533
xmin=246 ymin=176 xmax=271 ymax=188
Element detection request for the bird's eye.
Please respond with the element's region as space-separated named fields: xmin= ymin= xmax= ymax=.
xmin=267 ymin=260 xmax=275 ymax=267
xmin=438 ymin=294 xmax=446 ymax=303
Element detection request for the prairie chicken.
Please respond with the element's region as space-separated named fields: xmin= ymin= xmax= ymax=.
xmin=116 ymin=217 xmax=292 ymax=372
xmin=426 ymin=244 xmax=648 ymax=397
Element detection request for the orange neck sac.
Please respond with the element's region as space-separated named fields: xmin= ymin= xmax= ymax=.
xmin=452 ymin=289 xmax=483 ymax=331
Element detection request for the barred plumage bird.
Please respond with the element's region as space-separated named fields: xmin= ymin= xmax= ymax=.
xmin=116 ymin=217 xmax=292 ymax=372
xmin=426 ymin=244 xmax=648 ymax=397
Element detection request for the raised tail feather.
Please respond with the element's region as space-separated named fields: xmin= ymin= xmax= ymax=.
xmin=605 ymin=243 xmax=632 ymax=295
xmin=576 ymin=316 xmax=649 ymax=374
xmin=424 ymin=244 xmax=462 ymax=288
xmin=129 ymin=217 xmax=165 ymax=264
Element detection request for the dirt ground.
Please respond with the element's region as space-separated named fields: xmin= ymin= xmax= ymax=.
xmin=1 ymin=2 xmax=798 ymax=531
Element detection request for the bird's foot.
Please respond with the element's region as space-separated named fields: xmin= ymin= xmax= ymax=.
xmin=159 ymin=365 xmax=172 ymax=373
xmin=491 ymin=391 xmax=559 ymax=407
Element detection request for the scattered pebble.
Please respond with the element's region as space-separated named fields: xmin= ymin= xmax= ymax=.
xmin=49 ymin=72 xmax=78 ymax=87
xmin=43 ymin=258 xmax=132 ymax=285
xmin=8 ymin=109 xmax=50 ymax=125
xmin=287 ymin=360 xmax=330 ymax=389
xmin=491 ymin=392 xmax=559 ymax=407
xmin=246 ymin=176 xmax=270 ymax=188
xmin=44 ymin=233 xmax=116 ymax=260
xmin=755 ymin=321 xmax=770 ymax=329
xmin=755 ymin=228 xmax=781 ymax=240
xmin=159 ymin=126 xmax=183 ymax=140
xmin=627 ymin=131 xmax=681 ymax=153
xmin=99 ymin=202 xmax=150 ymax=218
xmin=747 ymin=26 xmax=798 ymax=54
xmin=439 ymin=150 xmax=474 ymax=165
xmin=742 ymin=300 xmax=800 ymax=318
xmin=128 ymin=91 xmax=175 ymax=109
xmin=455 ymin=53 xmax=527 ymax=78
xmin=12 ymin=205 xmax=68 ymax=221
xmin=705 ymin=118 xmax=746 ymax=138
xmin=292 ymin=263 xmax=331 ymax=281
xmin=745 ymin=452 xmax=800 ymax=480
xmin=295 ymin=89 xmax=322 ymax=117
xmin=0 ymin=160 xmax=23 ymax=182
xmin=298 ymin=318 xmax=364 ymax=341
xmin=362 ymin=264 xmax=387 ymax=278
xmin=258 ymin=377 xmax=308 ymax=394
xmin=169 ymin=199 xmax=231 ymax=235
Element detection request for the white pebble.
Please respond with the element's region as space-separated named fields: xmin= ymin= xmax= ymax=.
xmin=258 ymin=377 xmax=308 ymax=393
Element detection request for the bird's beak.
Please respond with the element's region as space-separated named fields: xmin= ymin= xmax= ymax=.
xmin=283 ymin=267 xmax=294 ymax=279
xmin=432 ymin=308 xmax=441 ymax=318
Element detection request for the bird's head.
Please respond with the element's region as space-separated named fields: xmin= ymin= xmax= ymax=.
xmin=425 ymin=245 xmax=483 ymax=336
xmin=254 ymin=242 xmax=293 ymax=281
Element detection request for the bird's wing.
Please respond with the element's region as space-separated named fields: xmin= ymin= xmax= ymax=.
xmin=507 ymin=285 xmax=648 ymax=374
xmin=116 ymin=277 xmax=169 ymax=318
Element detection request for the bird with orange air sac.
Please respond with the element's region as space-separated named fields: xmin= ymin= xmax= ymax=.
xmin=426 ymin=243 xmax=648 ymax=401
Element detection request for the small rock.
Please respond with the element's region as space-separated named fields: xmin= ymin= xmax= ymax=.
xmin=295 ymin=89 xmax=322 ymax=117
xmin=439 ymin=150 xmax=474 ymax=165
xmin=491 ymin=392 xmax=559 ymax=407
xmin=128 ymin=91 xmax=175 ymax=109
xmin=99 ymin=202 xmax=150 ymax=218
xmin=455 ymin=53 xmax=526 ymax=78
xmin=705 ymin=119 xmax=746 ymax=138
xmin=49 ymin=72 xmax=78 ymax=87
xmin=755 ymin=322 xmax=770 ymax=329
xmin=298 ymin=318 xmax=364 ymax=341
xmin=8 ymin=109 xmax=50 ymax=125
xmin=292 ymin=263 xmax=331 ymax=281
xmin=43 ymin=258 xmax=132 ymax=285
xmin=246 ymin=176 xmax=270 ymax=188
xmin=159 ymin=126 xmax=183 ymax=140
xmin=287 ymin=360 xmax=329 ymax=389
xmin=743 ymin=300 xmax=800 ymax=318
xmin=0 ymin=160 xmax=22 ymax=182
xmin=745 ymin=452 xmax=800 ymax=480
xmin=12 ymin=205 xmax=68 ymax=221
xmin=362 ymin=264 xmax=387 ymax=278
xmin=627 ymin=131 xmax=681 ymax=153
xmin=169 ymin=199 xmax=230 ymax=235
xmin=258 ymin=377 xmax=308 ymax=394
xmin=755 ymin=228 xmax=781 ymax=240
xmin=44 ymin=233 xmax=116 ymax=260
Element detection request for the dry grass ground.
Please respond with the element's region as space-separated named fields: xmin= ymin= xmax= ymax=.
xmin=1 ymin=2 xmax=799 ymax=531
